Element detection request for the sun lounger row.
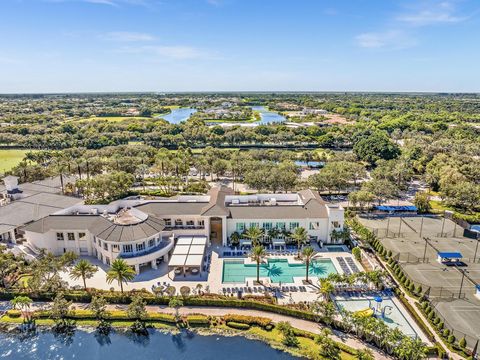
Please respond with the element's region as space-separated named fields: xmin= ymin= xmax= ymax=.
xmin=223 ymin=251 xmax=247 ymax=257
xmin=223 ymin=286 xmax=265 ymax=294
xmin=345 ymin=257 xmax=360 ymax=273
xmin=336 ymin=257 xmax=352 ymax=275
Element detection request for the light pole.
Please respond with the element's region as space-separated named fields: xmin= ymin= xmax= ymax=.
xmin=474 ymin=237 xmax=480 ymax=263
xmin=422 ymin=237 xmax=430 ymax=263
xmin=458 ymin=269 xmax=467 ymax=299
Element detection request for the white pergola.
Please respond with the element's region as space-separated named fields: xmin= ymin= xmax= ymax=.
xmin=168 ymin=236 xmax=207 ymax=275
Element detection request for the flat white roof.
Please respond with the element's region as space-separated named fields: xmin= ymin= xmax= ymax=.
xmin=172 ymin=245 xmax=190 ymax=255
xmin=169 ymin=254 xmax=187 ymax=267
xmin=169 ymin=236 xmax=207 ymax=268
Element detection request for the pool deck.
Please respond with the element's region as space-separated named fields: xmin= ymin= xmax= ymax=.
xmin=333 ymin=294 xmax=430 ymax=343
xmin=59 ymin=246 xmax=362 ymax=305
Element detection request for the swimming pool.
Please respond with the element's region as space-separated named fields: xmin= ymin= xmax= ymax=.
xmin=222 ymin=258 xmax=337 ymax=283
xmin=334 ymin=298 xmax=418 ymax=338
xmin=325 ymin=245 xmax=349 ymax=252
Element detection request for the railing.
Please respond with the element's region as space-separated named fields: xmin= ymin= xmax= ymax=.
xmin=164 ymin=225 xmax=205 ymax=230
xmin=119 ymin=241 xmax=171 ymax=259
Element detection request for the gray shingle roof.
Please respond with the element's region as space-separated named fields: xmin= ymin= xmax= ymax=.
xmin=23 ymin=214 xmax=165 ymax=243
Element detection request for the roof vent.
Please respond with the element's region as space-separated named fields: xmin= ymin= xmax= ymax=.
xmin=231 ymin=199 xmax=239 ymax=205
xmin=270 ymin=198 xmax=277 ymax=206
xmin=91 ymin=208 xmax=98 ymax=215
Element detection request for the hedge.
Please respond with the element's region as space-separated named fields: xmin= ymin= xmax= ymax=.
xmin=5 ymin=310 xmax=21 ymax=318
xmin=186 ymin=315 xmax=210 ymax=326
xmin=226 ymin=322 xmax=250 ymax=330
xmin=223 ymin=314 xmax=272 ymax=328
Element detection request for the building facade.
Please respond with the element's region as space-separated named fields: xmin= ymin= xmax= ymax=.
xmin=23 ymin=186 xmax=344 ymax=272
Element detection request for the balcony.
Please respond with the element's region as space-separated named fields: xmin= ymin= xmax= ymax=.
xmin=119 ymin=241 xmax=172 ymax=259
xmin=164 ymin=225 xmax=205 ymax=231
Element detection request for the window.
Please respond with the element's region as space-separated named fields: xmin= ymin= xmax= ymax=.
xmin=93 ymin=237 xmax=96 ymax=244
xmin=148 ymin=239 xmax=155 ymax=247
xmin=289 ymin=222 xmax=299 ymax=230
xmin=78 ymin=232 xmax=86 ymax=240
xmin=112 ymin=244 xmax=119 ymax=252
xmin=332 ymin=221 xmax=340 ymax=228
xmin=236 ymin=222 xmax=246 ymax=232
xmin=263 ymin=222 xmax=273 ymax=230
xmin=175 ymin=219 xmax=183 ymax=227
xmin=105 ymin=257 xmax=110 ymax=265
xmin=249 ymin=222 xmax=259 ymax=229
xmin=198 ymin=220 xmax=204 ymax=227
xmin=186 ymin=220 xmax=194 ymax=227
xmin=56 ymin=232 xmax=64 ymax=241
xmin=98 ymin=240 xmax=102 ymax=247
xmin=163 ymin=218 xmax=171 ymax=226
xmin=309 ymin=222 xmax=320 ymax=230
xmin=67 ymin=232 xmax=75 ymax=241
xmin=123 ymin=244 xmax=133 ymax=253
xmin=275 ymin=222 xmax=286 ymax=230
xmin=103 ymin=243 xmax=108 ymax=251
xmin=136 ymin=242 xmax=145 ymax=252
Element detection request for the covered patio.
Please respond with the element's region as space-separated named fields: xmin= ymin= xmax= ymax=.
xmin=168 ymin=236 xmax=207 ymax=276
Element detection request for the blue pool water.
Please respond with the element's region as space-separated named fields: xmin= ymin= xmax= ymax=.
xmin=325 ymin=245 xmax=349 ymax=252
xmin=0 ymin=329 xmax=295 ymax=360
xmin=335 ymin=298 xmax=418 ymax=338
xmin=222 ymin=258 xmax=337 ymax=283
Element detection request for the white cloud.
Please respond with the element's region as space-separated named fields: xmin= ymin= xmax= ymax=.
xmin=356 ymin=30 xmax=417 ymax=50
xmin=102 ymin=31 xmax=155 ymax=42
xmin=117 ymin=45 xmax=219 ymax=60
xmin=397 ymin=1 xmax=466 ymax=26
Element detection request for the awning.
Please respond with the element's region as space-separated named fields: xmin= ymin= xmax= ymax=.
xmin=438 ymin=252 xmax=463 ymax=259
xmin=189 ymin=245 xmax=205 ymax=254
xmin=169 ymin=254 xmax=187 ymax=267
xmin=172 ymin=245 xmax=190 ymax=255
xmin=185 ymin=254 xmax=203 ymax=267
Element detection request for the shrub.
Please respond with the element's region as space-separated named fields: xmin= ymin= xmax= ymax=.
xmin=223 ymin=314 xmax=272 ymax=328
xmin=448 ymin=335 xmax=456 ymax=344
xmin=459 ymin=337 xmax=467 ymax=349
xmin=186 ymin=315 xmax=210 ymax=326
xmin=437 ymin=321 xmax=444 ymax=330
xmin=442 ymin=329 xmax=450 ymax=337
xmin=6 ymin=310 xmax=21 ymax=318
xmin=226 ymin=321 xmax=250 ymax=330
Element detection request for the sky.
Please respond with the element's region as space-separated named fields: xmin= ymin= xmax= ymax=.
xmin=1 ymin=0 xmax=479 ymax=93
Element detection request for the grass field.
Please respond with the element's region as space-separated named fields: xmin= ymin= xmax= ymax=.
xmin=0 ymin=149 xmax=30 ymax=173
xmin=79 ymin=116 xmax=152 ymax=122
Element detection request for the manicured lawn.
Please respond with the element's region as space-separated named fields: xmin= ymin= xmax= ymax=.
xmin=0 ymin=149 xmax=31 ymax=172
xmin=247 ymin=327 xmax=356 ymax=360
xmin=79 ymin=116 xmax=152 ymax=122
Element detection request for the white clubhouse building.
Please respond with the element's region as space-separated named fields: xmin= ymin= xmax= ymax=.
xmin=23 ymin=186 xmax=344 ymax=273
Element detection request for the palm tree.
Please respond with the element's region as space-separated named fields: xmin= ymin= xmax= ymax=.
xmin=356 ymin=348 xmax=374 ymax=360
xmin=106 ymin=259 xmax=136 ymax=293
xmin=250 ymin=245 xmax=266 ymax=284
xmin=301 ymin=246 xmax=316 ymax=283
xmin=318 ymin=278 xmax=334 ymax=302
xmin=69 ymin=259 xmax=98 ymax=290
xmin=291 ymin=227 xmax=308 ymax=254
xmin=244 ymin=226 xmax=264 ymax=246
xmin=10 ymin=295 xmax=32 ymax=321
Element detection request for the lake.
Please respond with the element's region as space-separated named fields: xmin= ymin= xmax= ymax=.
xmin=160 ymin=108 xmax=197 ymax=124
xmin=0 ymin=329 xmax=296 ymax=360
xmin=252 ymin=106 xmax=286 ymax=124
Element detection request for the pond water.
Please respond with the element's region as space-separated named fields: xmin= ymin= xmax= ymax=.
xmin=160 ymin=108 xmax=197 ymax=124
xmin=251 ymin=106 xmax=286 ymax=124
xmin=0 ymin=329 xmax=296 ymax=360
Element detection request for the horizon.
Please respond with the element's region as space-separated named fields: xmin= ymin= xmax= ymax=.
xmin=1 ymin=0 xmax=480 ymax=93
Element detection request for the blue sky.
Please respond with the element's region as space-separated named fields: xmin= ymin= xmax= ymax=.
xmin=1 ymin=0 xmax=479 ymax=92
